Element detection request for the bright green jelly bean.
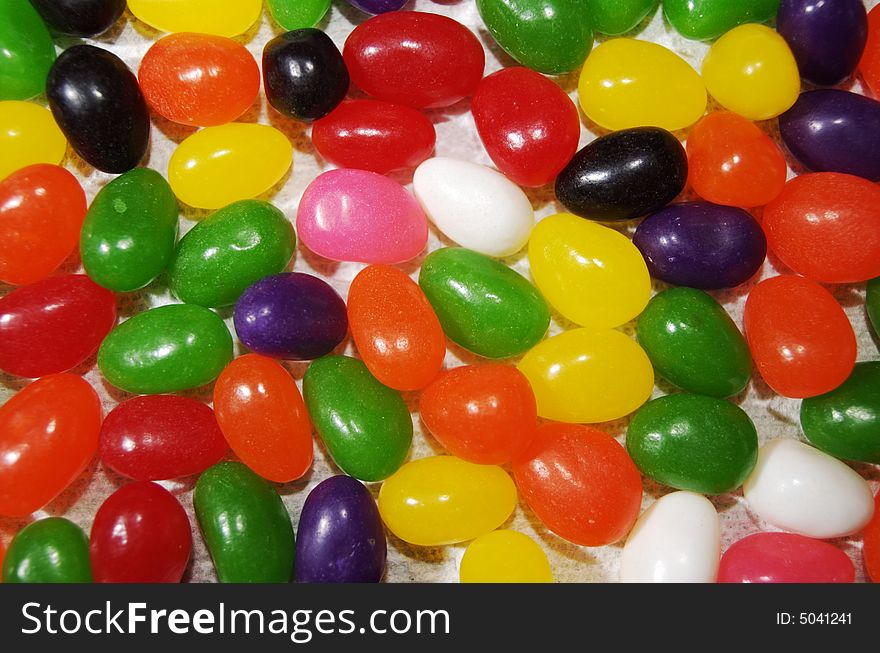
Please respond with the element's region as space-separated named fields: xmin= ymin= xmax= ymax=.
xmin=0 ymin=1 xmax=56 ymax=100
xmin=663 ymin=0 xmax=779 ymax=41
xmin=637 ymin=287 xmax=751 ymax=398
xmin=419 ymin=247 xmax=549 ymax=359
xmin=80 ymin=168 xmax=178 ymax=292
xmin=267 ymin=0 xmax=330 ymax=30
xmin=303 ymin=355 xmax=412 ymax=482
xmin=169 ymin=200 xmax=295 ymax=308
xmin=475 ymin=0 xmax=593 ymax=74
xmin=626 ymin=393 xmax=758 ymax=494
xmin=194 ymin=462 xmax=295 ymax=583
xmin=2 ymin=518 xmax=92 ymax=583
xmin=868 ymin=277 xmax=880 ymax=336
xmin=585 ymin=0 xmax=658 ymax=35
xmin=800 ymin=362 xmax=880 ymax=464
xmin=98 ymin=303 xmax=233 ymax=394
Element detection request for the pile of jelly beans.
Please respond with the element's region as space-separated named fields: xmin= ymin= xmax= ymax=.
xmin=1 ymin=0 xmax=879 ymax=585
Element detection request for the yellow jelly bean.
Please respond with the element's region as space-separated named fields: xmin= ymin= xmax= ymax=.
xmin=168 ymin=123 xmax=293 ymax=209
xmin=127 ymin=0 xmax=261 ymax=37
xmin=529 ymin=213 xmax=650 ymax=329
xmin=518 ymin=328 xmax=654 ymax=424
xmin=459 ymin=530 xmax=553 ymax=583
xmin=378 ymin=456 xmax=517 ymax=546
xmin=701 ymin=24 xmax=800 ymax=121
xmin=578 ymin=39 xmax=707 ymax=131
xmin=0 ymin=101 xmax=67 ymax=181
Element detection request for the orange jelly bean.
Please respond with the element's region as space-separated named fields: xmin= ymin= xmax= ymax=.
xmin=860 ymin=4 xmax=880 ymax=98
xmin=864 ymin=490 xmax=880 ymax=582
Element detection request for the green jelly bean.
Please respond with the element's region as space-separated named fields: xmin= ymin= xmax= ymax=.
xmin=267 ymin=0 xmax=330 ymax=30
xmin=194 ymin=462 xmax=294 ymax=583
xmin=419 ymin=247 xmax=549 ymax=359
xmin=2 ymin=518 xmax=92 ymax=583
xmin=303 ymin=355 xmax=412 ymax=482
xmin=0 ymin=1 xmax=56 ymax=100
xmin=80 ymin=168 xmax=178 ymax=292
xmin=663 ymin=0 xmax=779 ymax=41
xmin=475 ymin=0 xmax=593 ymax=74
xmin=637 ymin=287 xmax=751 ymax=398
xmin=868 ymin=277 xmax=879 ymax=336
xmin=585 ymin=0 xmax=658 ymax=35
xmin=626 ymin=393 xmax=758 ymax=494
xmin=800 ymin=362 xmax=880 ymax=464
xmin=98 ymin=303 xmax=233 ymax=394
xmin=169 ymin=200 xmax=295 ymax=308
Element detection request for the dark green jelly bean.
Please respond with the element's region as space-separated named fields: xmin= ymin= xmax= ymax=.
xmin=80 ymin=168 xmax=178 ymax=292
xmin=169 ymin=200 xmax=295 ymax=308
xmin=2 ymin=518 xmax=92 ymax=583
xmin=303 ymin=355 xmax=412 ymax=482
xmin=627 ymin=393 xmax=758 ymax=494
xmin=419 ymin=247 xmax=549 ymax=359
xmin=664 ymin=0 xmax=779 ymax=41
xmin=98 ymin=303 xmax=233 ymax=394
xmin=637 ymin=287 xmax=751 ymax=398
xmin=194 ymin=462 xmax=295 ymax=583
xmin=0 ymin=1 xmax=56 ymax=100
xmin=868 ymin=277 xmax=880 ymax=336
xmin=585 ymin=0 xmax=658 ymax=35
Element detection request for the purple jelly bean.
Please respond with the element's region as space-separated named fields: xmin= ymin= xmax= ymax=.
xmin=633 ymin=202 xmax=766 ymax=290
xmin=346 ymin=0 xmax=408 ymax=15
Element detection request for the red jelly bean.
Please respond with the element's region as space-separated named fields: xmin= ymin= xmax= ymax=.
xmin=0 ymin=374 xmax=102 ymax=517
xmin=0 ymin=274 xmax=117 ymax=378
xmin=99 ymin=395 xmax=228 ymax=481
xmin=512 ymin=422 xmax=642 ymax=547
xmin=718 ymin=532 xmax=855 ymax=583
xmin=744 ymin=275 xmax=856 ymax=398
xmin=312 ymin=99 xmax=436 ymax=175
xmin=860 ymin=4 xmax=880 ymax=98
xmin=472 ymin=67 xmax=580 ymax=188
xmin=865 ymin=491 xmax=879 ymax=582
xmin=138 ymin=32 xmax=261 ymax=126
xmin=763 ymin=173 xmax=880 ymax=283
xmin=343 ymin=12 xmax=485 ymax=109
xmin=0 ymin=164 xmax=87 ymax=286
xmin=90 ymin=481 xmax=192 ymax=583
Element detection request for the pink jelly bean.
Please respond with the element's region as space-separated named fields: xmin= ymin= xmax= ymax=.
xmin=718 ymin=532 xmax=855 ymax=583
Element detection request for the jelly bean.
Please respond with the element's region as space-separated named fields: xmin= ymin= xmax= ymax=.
xmin=476 ymin=0 xmax=592 ymax=75
xmin=303 ymin=355 xmax=412 ymax=482
xmin=620 ymin=492 xmax=720 ymax=583
xmin=100 ymin=395 xmax=227 ymax=481
xmin=0 ymin=102 xmax=67 ymax=182
xmin=413 ymin=158 xmax=535 ymax=257
xmin=169 ymin=200 xmax=295 ymax=308
xmin=90 ymin=482 xmax=192 ymax=583
xmin=686 ymin=112 xmax=787 ymax=208
xmin=234 ymin=273 xmax=347 ymax=361
xmin=763 ymin=173 xmax=880 ymax=283
xmin=779 ymin=90 xmax=880 ymax=182
xmin=718 ymin=532 xmax=855 ymax=583
xmin=0 ymin=164 xmax=85 ymax=286
xmin=378 ymin=456 xmax=517 ymax=546
xmin=459 ymin=530 xmax=553 ymax=583
xmin=214 ymin=354 xmax=313 ymax=483
xmin=865 ymin=491 xmax=880 ymax=582
xmin=312 ymin=100 xmax=435 ymax=175
xmin=578 ymin=39 xmax=706 ymax=132
xmin=701 ymin=24 xmax=800 ymax=121
xmin=80 ymin=168 xmax=178 ymax=292
xmin=194 ymin=462 xmax=295 ymax=583
xmin=743 ymin=275 xmax=856 ymax=398
xmin=471 ymin=67 xmax=579 ymax=188
xmin=98 ymin=304 xmax=233 ymax=394
xmin=861 ymin=5 xmax=880 ymax=97
xmin=348 ymin=265 xmax=445 ymax=391
xmin=348 ymin=0 xmax=407 ymax=13
xmin=295 ymin=475 xmax=386 ymax=583
xmin=0 ymin=374 xmax=101 ymax=517
xmin=584 ymin=0 xmax=658 ymax=36
xmin=297 ymin=169 xmax=428 ymax=264
xmin=518 ymin=328 xmax=653 ymax=424
xmin=528 ymin=213 xmax=650 ymax=329
xmin=777 ymin=0 xmax=867 ymax=86
xmin=139 ymin=33 xmax=261 ymax=127
xmin=2 ymin=518 xmax=91 ymax=583
xmin=267 ymin=0 xmax=330 ymax=30
xmin=744 ymin=439 xmax=874 ymax=539
xmin=636 ymin=288 xmax=752 ymax=398
xmin=127 ymin=0 xmax=261 ymax=37
xmin=555 ymin=127 xmax=687 ymax=221
xmin=869 ymin=277 xmax=880 ymax=335
xmin=168 ymin=124 xmax=293 ymax=210
xmin=513 ymin=423 xmax=642 ymax=546
xmin=0 ymin=275 xmax=116 ymax=378
xmin=419 ymin=248 xmax=549 ymax=359
xmin=30 ymin=0 xmax=126 ymax=37
xmin=663 ymin=0 xmax=779 ymax=41
xmin=344 ymin=12 xmax=484 ymax=109
xmin=420 ymin=365 xmax=537 ymax=465
xmin=0 ymin=1 xmax=55 ymax=100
